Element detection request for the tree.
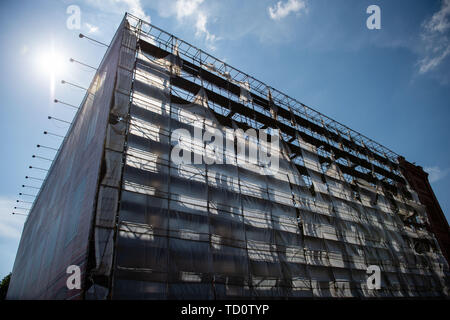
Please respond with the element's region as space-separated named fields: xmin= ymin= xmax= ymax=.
xmin=0 ymin=273 xmax=11 ymax=300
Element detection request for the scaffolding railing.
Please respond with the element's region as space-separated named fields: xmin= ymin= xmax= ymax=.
xmin=125 ymin=12 xmax=401 ymax=167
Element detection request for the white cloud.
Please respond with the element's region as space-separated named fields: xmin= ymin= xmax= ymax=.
xmin=418 ymin=47 xmax=450 ymax=74
xmin=171 ymin=0 xmax=218 ymax=49
xmin=0 ymin=197 xmax=25 ymax=240
xmin=85 ymin=23 xmax=99 ymax=34
xmin=268 ymin=0 xmax=307 ymax=20
xmin=123 ymin=0 xmax=151 ymax=22
xmin=418 ymin=0 xmax=450 ymax=74
xmin=424 ymin=166 xmax=450 ymax=183
xmin=175 ymin=0 xmax=204 ymax=20
xmin=426 ymin=0 xmax=450 ymax=33
xmin=85 ymin=0 xmax=151 ymax=22
xmin=195 ymin=11 xmax=217 ymax=44
xmin=87 ymin=0 xmax=218 ymax=49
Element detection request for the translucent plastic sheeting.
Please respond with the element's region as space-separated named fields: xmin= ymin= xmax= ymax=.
xmin=113 ymin=50 xmax=315 ymax=298
xmin=88 ymin=22 xmax=138 ymax=300
xmin=110 ymin=39 xmax=449 ymax=299
xmin=7 ymin=19 xmax=133 ymax=300
xmin=238 ymin=81 xmax=252 ymax=103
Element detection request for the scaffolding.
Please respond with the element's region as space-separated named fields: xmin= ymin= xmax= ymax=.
xmin=7 ymin=13 xmax=449 ymax=300
xmin=96 ymin=14 xmax=449 ymax=298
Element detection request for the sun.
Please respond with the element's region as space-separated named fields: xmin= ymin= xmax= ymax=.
xmin=34 ymin=43 xmax=67 ymax=99
xmin=35 ymin=46 xmax=66 ymax=77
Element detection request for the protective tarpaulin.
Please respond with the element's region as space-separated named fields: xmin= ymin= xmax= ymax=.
xmin=8 ymin=15 xmax=448 ymax=300
xmin=109 ymin=37 xmax=450 ymax=298
xmin=7 ymin=18 xmax=133 ymax=300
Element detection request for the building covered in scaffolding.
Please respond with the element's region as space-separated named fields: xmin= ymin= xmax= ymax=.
xmin=7 ymin=13 xmax=450 ymax=299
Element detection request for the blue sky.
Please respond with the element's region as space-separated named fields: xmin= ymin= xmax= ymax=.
xmin=0 ymin=0 xmax=449 ymax=280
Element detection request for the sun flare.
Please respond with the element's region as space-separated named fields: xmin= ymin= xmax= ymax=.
xmin=34 ymin=43 xmax=66 ymax=99
xmin=35 ymin=47 xmax=66 ymax=77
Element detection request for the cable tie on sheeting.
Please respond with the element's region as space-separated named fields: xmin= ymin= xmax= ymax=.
xmin=19 ymin=192 xmax=36 ymax=197
xmin=44 ymin=131 xmax=65 ymax=138
xmin=12 ymin=212 xmax=28 ymax=217
xmin=14 ymin=206 xmax=30 ymax=211
xmin=16 ymin=199 xmax=33 ymax=204
xmin=79 ymin=33 xmax=109 ymax=47
xmin=22 ymin=185 xmax=40 ymax=190
xmin=54 ymin=99 xmax=79 ymax=110
xmin=29 ymin=165 xmax=48 ymax=172
xmin=37 ymin=144 xmax=59 ymax=152
xmin=69 ymin=57 xmax=98 ymax=70
xmin=48 ymin=116 xmax=72 ymax=125
xmin=61 ymin=80 xmax=89 ymax=92
xmin=32 ymin=154 xmax=53 ymax=162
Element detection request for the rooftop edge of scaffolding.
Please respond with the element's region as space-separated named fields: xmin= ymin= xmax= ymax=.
xmin=124 ymin=12 xmax=402 ymax=166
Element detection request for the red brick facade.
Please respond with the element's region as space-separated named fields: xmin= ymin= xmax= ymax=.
xmin=398 ymin=156 xmax=450 ymax=264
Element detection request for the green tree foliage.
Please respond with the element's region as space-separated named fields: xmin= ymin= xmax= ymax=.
xmin=0 ymin=273 xmax=11 ymax=300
